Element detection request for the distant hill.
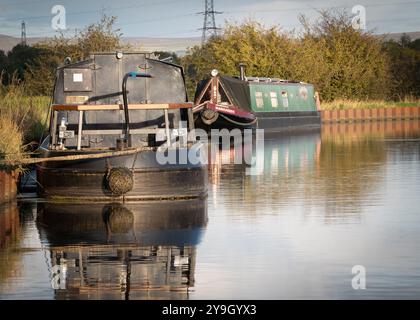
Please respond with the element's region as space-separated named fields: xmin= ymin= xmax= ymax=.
xmin=1 ymin=31 xmax=419 ymax=55
xmin=0 ymin=34 xmax=201 ymax=55
xmin=380 ymin=31 xmax=420 ymax=42
xmin=121 ymin=37 xmax=201 ymax=56
xmin=0 ymin=34 xmax=49 ymax=52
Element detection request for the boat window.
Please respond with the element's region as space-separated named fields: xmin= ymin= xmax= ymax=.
xmin=270 ymin=92 xmax=278 ymax=108
xmin=199 ymin=86 xmax=211 ymax=103
xmin=255 ymin=92 xmax=264 ymax=108
xmin=281 ymin=91 xmax=289 ymax=108
xmin=219 ymin=88 xmax=230 ymax=104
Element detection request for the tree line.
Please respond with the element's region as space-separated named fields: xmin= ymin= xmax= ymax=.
xmin=0 ymin=12 xmax=419 ymax=102
xmin=181 ymin=11 xmax=420 ymax=101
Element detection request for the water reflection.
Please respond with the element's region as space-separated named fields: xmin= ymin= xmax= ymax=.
xmin=1 ymin=120 xmax=420 ymax=299
xmin=206 ymin=125 xmax=393 ymax=223
xmin=36 ymin=200 xmax=207 ymax=300
xmin=0 ymin=203 xmax=21 ymax=286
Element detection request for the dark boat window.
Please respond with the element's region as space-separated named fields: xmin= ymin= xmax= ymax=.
xmin=281 ymin=91 xmax=289 ymax=108
xmin=219 ymin=88 xmax=230 ymax=104
xmin=202 ymin=86 xmax=211 ymax=103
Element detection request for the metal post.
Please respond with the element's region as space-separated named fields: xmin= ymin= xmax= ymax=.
xmin=51 ymin=111 xmax=58 ymax=146
xmin=164 ymin=110 xmax=171 ymax=147
xmin=77 ymin=110 xmax=83 ymax=150
xmin=122 ymin=72 xmax=152 ymax=148
xmin=187 ymin=108 xmax=196 ymax=142
xmin=122 ymin=73 xmax=132 ymax=146
xmin=79 ymin=249 xmax=84 ymax=287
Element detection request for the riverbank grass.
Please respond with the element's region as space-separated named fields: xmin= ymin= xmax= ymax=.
xmin=321 ymin=99 xmax=420 ymax=110
xmin=0 ymin=84 xmax=50 ymax=167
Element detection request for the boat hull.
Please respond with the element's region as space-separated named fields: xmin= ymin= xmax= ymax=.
xmin=255 ymin=111 xmax=321 ymax=131
xmin=194 ymin=112 xmax=256 ymax=131
xmin=193 ymin=102 xmax=257 ymax=131
xmin=36 ymin=147 xmax=208 ymax=202
xmin=194 ymin=109 xmax=321 ymax=132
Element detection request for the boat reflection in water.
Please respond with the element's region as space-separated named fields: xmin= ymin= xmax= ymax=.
xmin=36 ymin=199 xmax=207 ymax=300
xmin=208 ymin=128 xmax=321 ymax=185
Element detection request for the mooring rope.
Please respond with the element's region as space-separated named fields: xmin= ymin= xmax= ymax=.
xmin=0 ymin=146 xmax=152 ymax=166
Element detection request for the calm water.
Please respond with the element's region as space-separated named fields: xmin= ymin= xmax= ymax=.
xmin=1 ymin=121 xmax=420 ymax=300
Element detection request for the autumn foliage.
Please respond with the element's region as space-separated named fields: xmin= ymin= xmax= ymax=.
xmin=181 ymin=11 xmax=419 ymax=102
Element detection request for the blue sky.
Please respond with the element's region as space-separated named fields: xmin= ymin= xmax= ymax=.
xmin=0 ymin=0 xmax=419 ymax=38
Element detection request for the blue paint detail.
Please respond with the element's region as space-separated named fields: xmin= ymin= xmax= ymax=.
xmin=128 ymin=72 xmax=152 ymax=78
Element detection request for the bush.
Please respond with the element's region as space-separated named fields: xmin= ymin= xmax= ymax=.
xmin=182 ymin=11 xmax=392 ymax=102
xmin=383 ymin=36 xmax=420 ymax=100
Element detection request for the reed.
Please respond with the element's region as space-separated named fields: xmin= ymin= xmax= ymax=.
xmin=320 ymin=99 xmax=420 ymax=110
xmin=0 ymin=78 xmax=50 ymax=167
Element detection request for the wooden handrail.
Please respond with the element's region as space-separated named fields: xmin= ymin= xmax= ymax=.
xmin=50 ymin=102 xmax=196 ymax=150
xmin=52 ymin=103 xmax=193 ymax=111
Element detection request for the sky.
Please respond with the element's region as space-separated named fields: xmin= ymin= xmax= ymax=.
xmin=0 ymin=0 xmax=419 ymax=38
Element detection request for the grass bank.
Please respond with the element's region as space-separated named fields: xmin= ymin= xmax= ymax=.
xmin=1 ymin=89 xmax=420 ymax=165
xmin=0 ymin=84 xmax=50 ymax=167
xmin=321 ymin=99 xmax=420 ymax=110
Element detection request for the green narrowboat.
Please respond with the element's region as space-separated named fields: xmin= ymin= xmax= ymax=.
xmin=193 ymin=65 xmax=321 ymax=131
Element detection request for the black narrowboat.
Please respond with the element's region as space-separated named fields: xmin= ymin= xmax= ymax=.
xmin=36 ymin=52 xmax=207 ymax=202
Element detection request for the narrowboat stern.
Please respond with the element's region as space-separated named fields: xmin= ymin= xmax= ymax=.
xmin=36 ymin=52 xmax=207 ymax=202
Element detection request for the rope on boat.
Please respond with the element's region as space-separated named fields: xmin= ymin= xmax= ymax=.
xmin=0 ymin=147 xmax=151 ymax=166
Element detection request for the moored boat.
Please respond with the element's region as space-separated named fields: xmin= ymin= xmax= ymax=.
xmin=193 ymin=69 xmax=257 ymax=129
xmin=36 ymin=52 xmax=207 ymax=202
xmin=193 ymin=65 xmax=321 ymax=131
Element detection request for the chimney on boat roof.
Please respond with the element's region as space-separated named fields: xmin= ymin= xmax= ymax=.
xmin=239 ymin=63 xmax=246 ymax=81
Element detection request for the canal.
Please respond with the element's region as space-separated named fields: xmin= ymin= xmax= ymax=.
xmin=1 ymin=120 xmax=420 ymax=299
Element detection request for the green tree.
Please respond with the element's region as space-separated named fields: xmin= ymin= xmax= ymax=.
xmin=297 ymin=11 xmax=390 ymax=101
xmin=182 ymin=11 xmax=391 ymax=102
xmin=24 ymin=14 xmax=124 ymax=95
xmin=154 ymin=51 xmax=181 ymax=65
xmin=383 ymin=36 xmax=420 ymax=99
xmin=1 ymin=45 xmax=45 ymax=86
xmin=0 ymin=50 xmax=8 ymax=84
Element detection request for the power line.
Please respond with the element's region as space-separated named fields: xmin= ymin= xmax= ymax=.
xmin=2 ymin=0 xmax=420 ymax=39
xmin=4 ymin=0 xmax=196 ymax=22
xmin=223 ymin=0 xmax=420 ymax=14
xmin=115 ymin=13 xmax=195 ymax=28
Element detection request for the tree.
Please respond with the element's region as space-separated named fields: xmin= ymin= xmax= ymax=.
xmin=383 ymin=36 xmax=420 ymax=99
xmin=154 ymin=51 xmax=181 ymax=65
xmin=0 ymin=50 xmax=8 ymax=85
xmin=0 ymin=45 xmax=45 ymax=86
xmin=297 ymin=11 xmax=390 ymax=101
xmin=181 ymin=11 xmax=391 ymax=102
xmin=24 ymin=14 xmax=124 ymax=95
